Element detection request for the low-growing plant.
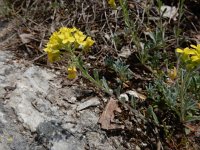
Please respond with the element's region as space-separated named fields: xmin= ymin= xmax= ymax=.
xmin=118 ymin=0 xmax=142 ymax=52
xmin=108 ymin=0 xmax=168 ymax=67
xmin=44 ymin=27 xmax=112 ymax=95
xmin=145 ymin=28 xmax=166 ymax=51
xmin=147 ymin=44 xmax=200 ymax=123
xmin=105 ymin=57 xmax=133 ymax=83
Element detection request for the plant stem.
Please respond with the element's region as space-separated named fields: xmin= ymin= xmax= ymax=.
xmin=179 ymin=69 xmax=190 ymax=122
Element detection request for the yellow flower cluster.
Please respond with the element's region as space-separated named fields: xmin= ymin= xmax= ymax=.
xmin=176 ymin=44 xmax=200 ymax=70
xmin=44 ymin=27 xmax=95 ymax=79
xmin=44 ymin=27 xmax=95 ymax=62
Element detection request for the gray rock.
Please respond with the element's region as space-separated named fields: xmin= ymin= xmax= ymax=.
xmin=51 ymin=137 xmax=85 ymax=150
xmin=62 ymin=110 xmax=99 ymax=134
xmin=77 ymin=97 xmax=100 ymax=111
xmin=0 ymin=51 xmax=12 ymax=62
xmin=79 ymin=110 xmax=99 ymax=127
xmin=5 ymin=64 xmax=57 ymax=132
xmin=31 ymin=98 xmax=52 ymax=113
xmin=0 ymin=87 xmax=6 ymax=98
xmin=35 ymin=121 xmax=87 ymax=150
xmin=0 ymin=65 xmax=13 ymax=76
xmin=0 ymin=111 xmax=7 ymax=124
xmin=8 ymin=89 xmax=48 ymax=132
xmin=119 ymin=93 xmax=129 ymax=102
xmin=23 ymin=66 xmax=55 ymax=95
xmin=0 ymin=143 xmax=10 ymax=150
xmin=86 ymin=132 xmax=114 ymax=150
xmin=9 ymin=134 xmax=30 ymax=150
xmin=36 ymin=121 xmax=72 ymax=144
xmin=61 ymin=123 xmax=76 ymax=133
xmin=65 ymin=96 xmax=77 ymax=104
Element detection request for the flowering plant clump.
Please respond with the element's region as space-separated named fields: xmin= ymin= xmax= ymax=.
xmin=44 ymin=27 xmax=95 ymax=79
xmin=176 ymin=44 xmax=200 ymax=70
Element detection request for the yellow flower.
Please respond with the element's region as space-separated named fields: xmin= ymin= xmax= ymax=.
xmin=176 ymin=47 xmax=195 ymax=55
xmin=46 ymin=49 xmax=60 ymax=63
xmin=67 ymin=66 xmax=77 ymax=79
xmin=58 ymin=32 xmax=75 ymax=44
xmin=58 ymin=27 xmax=78 ymax=44
xmin=50 ymin=32 xmax=60 ymax=41
xmin=176 ymin=48 xmax=183 ymax=53
xmin=44 ymin=33 xmax=61 ymax=63
xmin=176 ymin=47 xmax=191 ymax=64
xmin=168 ymin=67 xmax=177 ymax=80
xmin=108 ymin=0 xmax=116 ymax=8
xmin=191 ymin=55 xmax=200 ymax=62
xmin=74 ymin=30 xmax=86 ymax=45
xmin=69 ymin=27 xmax=78 ymax=33
xmin=82 ymin=37 xmax=95 ymax=50
xmin=190 ymin=44 xmax=200 ymax=52
xmin=49 ymin=31 xmax=60 ymax=41
xmin=190 ymin=44 xmax=200 ymax=63
xmin=44 ymin=27 xmax=94 ymax=65
xmin=59 ymin=27 xmax=68 ymax=33
xmin=44 ymin=31 xmax=63 ymax=53
xmin=63 ymin=34 xmax=75 ymax=44
xmin=176 ymin=44 xmax=200 ymax=70
xmin=59 ymin=27 xmax=77 ymax=34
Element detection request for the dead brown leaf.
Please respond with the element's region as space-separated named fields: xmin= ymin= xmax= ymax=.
xmin=19 ymin=33 xmax=34 ymax=44
xmin=98 ymin=98 xmax=124 ymax=130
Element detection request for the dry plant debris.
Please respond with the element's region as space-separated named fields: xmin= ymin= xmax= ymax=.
xmin=98 ymin=98 xmax=124 ymax=130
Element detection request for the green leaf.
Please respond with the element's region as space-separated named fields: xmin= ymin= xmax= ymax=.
xmin=185 ymin=115 xmax=200 ymax=122
xmin=147 ymin=105 xmax=160 ymax=126
xmin=93 ymin=69 xmax=100 ymax=82
xmin=101 ymin=77 xmax=112 ymax=95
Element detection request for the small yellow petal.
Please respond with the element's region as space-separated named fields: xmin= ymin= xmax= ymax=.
xmin=82 ymin=37 xmax=95 ymax=50
xmin=67 ymin=66 xmax=77 ymax=79
xmin=190 ymin=44 xmax=200 ymax=53
xmin=197 ymin=44 xmax=200 ymax=51
xmin=191 ymin=55 xmax=200 ymax=62
xmin=44 ymin=47 xmax=51 ymax=52
xmin=190 ymin=44 xmax=197 ymax=49
xmin=184 ymin=47 xmax=195 ymax=55
xmin=176 ymin=48 xmax=183 ymax=53
xmin=69 ymin=27 xmax=77 ymax=33
xmin=58 ymin=34 xmax=65 ymax=40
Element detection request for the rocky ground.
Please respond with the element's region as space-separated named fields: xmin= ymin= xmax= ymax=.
xmin=0 ymin=49 xmax=120 ymax=150
xmin=0 ymin=15 xmax=121 ymax=150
